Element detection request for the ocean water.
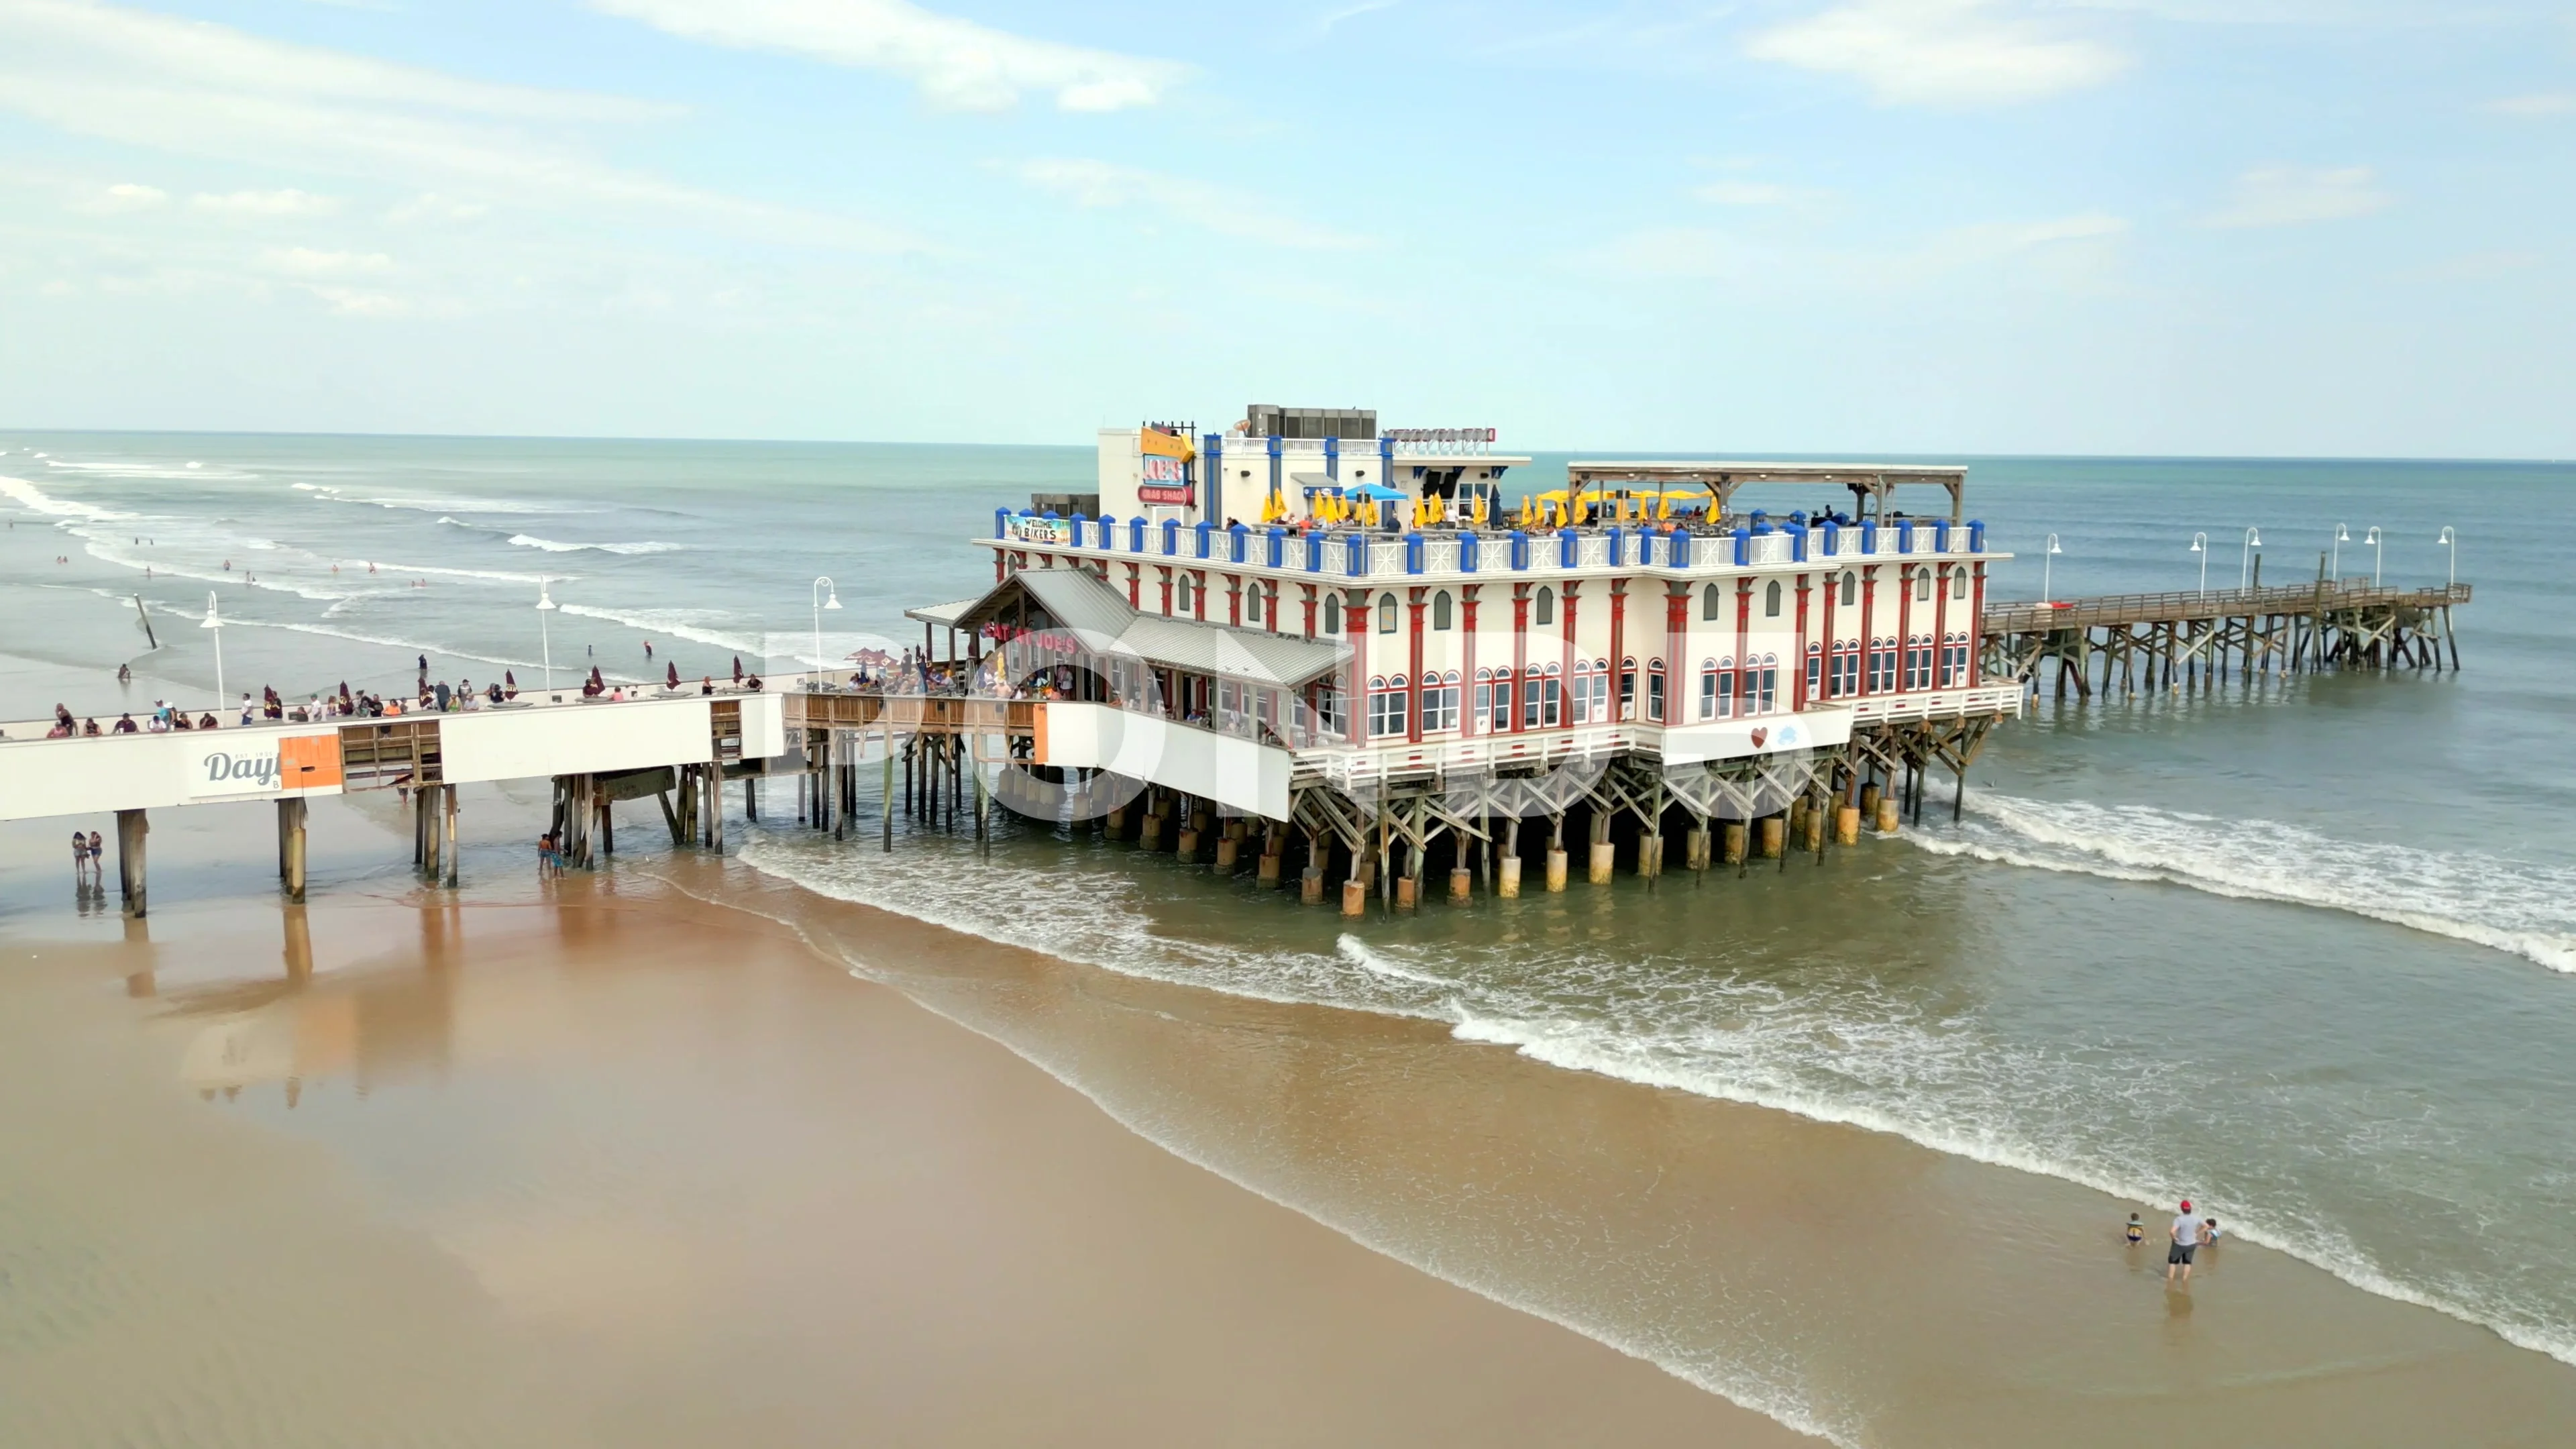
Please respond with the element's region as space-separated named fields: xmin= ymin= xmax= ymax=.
xmin=7 ymin=431 xmax=2575 ymax=1436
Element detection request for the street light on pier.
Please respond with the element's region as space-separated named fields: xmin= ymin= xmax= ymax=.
xmin=199 ymin=592 xmax=224 ymax=716
xmin=2438 ymin=527 xmax=2457 ymax=588
xmin=2041 ymin=534 xmax=2062 ymax=606
xmin=2364 ymin=526 xmax=2383 ymax=587
xmin=536 ymin=579 xmax=558 ymax=695
xmin=2332 ymin=523 xmax=2349 ymax=580
xmin=812 ymin=576 xmax=842 ymax=688
xmin=2240 ymin=527 xmax=2261 ymax=592
xmin=2190 ymin=532 xmax=2208 ymax=597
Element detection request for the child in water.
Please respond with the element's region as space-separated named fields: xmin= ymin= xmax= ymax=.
xmin=2125 ymin=1214 xmax=2145 ymax=1246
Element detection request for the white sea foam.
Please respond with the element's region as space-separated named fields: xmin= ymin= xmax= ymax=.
xmin=556 ymin=603 xmax=766 ymax=657
xmin=1911 ymin=796 xmax=2576 ymax=973
xmin=506 ymin=533 xmax=682 ymax=555
xmin=727 ymin=826 xmax=2576 ymax=1379
xmin=0 ymin=472 xmax=133 ymax=521
xmin=41 ymin=458 xmax=259 ymax=482
xmin=354 ymin=494 xmax=590 ymax=516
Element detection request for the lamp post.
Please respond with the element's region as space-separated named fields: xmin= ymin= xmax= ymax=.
xmin=812 ymin=576 xmax=841 ymax=688
xmin=2438 ymin=526 xmax=2457 ymax=588
xmin=2240 ymin=527 xmax=2261 ymax=592
xmin=2365 ymin=526 xmax=2383 ymax=586
xmin=2331 ymin=523 xmax=2349 ymax=580
xmin=2040 ymin=533 xmax=2062 ymax=606
xmin=199 ymin=592 xmax=224 ymax=716
xmin=2190 ymin=532 xmax=2208 ymax=597
xmin=536 ymin=578 xmax=558 ymax=694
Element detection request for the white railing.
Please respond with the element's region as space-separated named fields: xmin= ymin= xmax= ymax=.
xmin=1747 ymin=533 xmax=1795 ymax=565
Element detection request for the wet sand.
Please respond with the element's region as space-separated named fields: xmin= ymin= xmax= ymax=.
xmin=7 ymin=789 xmax=2576 ymax=1447
xmin=0 ymin=871 xmax=1804 ymax=1445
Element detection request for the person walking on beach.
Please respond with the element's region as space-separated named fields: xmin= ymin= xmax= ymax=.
xmin=88 ymin=831 xmax=105 ymax=883
xmin=73 ymin=829 xmax=92 ymax=885
xmin=2167 ymin=1200 xmax=2207 ymax=1284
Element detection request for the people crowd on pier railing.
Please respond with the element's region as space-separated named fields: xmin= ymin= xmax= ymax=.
xmin=35 ymin=650 xmax=770 ymax=741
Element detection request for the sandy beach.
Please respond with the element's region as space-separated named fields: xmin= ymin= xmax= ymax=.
xmin=0 ymin=816 xmax=1803 ymax=1447
xmin=9 ymin=784 xmax=2576 ymax=1447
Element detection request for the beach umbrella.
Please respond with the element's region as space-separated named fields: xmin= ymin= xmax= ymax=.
xmin=731 ymin=655 xmax=744 ymax=682
xmin=589 ymin=665 xmax=604 ymax=688
xmin=504 ymin=670 xmax=517 ymax=689
xmin=665 ymin=661 xmax=680 ymax=688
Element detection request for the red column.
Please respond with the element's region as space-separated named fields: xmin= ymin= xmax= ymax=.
xmin=1794 ymin=574 xmax=1813 ymax=710
xmin=1158 ymin=567 xmax=1173 ymax=616
xmin=1125 ymin=562 xmax=1141 ymax=609
xmin=1971 ymin=564 xmax=1986 ymax=680
xmin=1859 ymin=566 xmax=1878 ymax=696
xmin=1510 ymin=584 xmax=1530 ymax=733
xmin=1733 ymin=578 xmax=1752 ymax=712
xmin=1608 ymin=581 xmax=1628 ymax=720
xmin=1818 ymin=572 xmax=1836 ymax=700
xmin=1301 ymin=584 xmax=1317 ymax=639
xmin=1663 ymin=585 xmax=1687 ymax=724
xmin=1407 ymin=589 xmax=1427 ymax=744
xmin=1896 ymin=567 xmax=1915 ymax=692
xmin=1227 ymin=576 xmax=1242 ymax=627
xmin=1460 ymin=586 xmax=1481 ymax=739
xmin=1562 ymin=583 xmax=1581 ymax=720
xmin=1350 ymin=589 xmax=1369 ymax=743
xmin=1931 ymin=564 xmax=1950 ymax=688
xmin=1192 ymin=570 xmax=1208 ymax=623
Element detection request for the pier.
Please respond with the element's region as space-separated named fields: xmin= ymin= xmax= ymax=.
xmin=1983 ymin=579 xmax=2470 ymax=697
xmin=0 ymin=413 xmax=2475 ymax=926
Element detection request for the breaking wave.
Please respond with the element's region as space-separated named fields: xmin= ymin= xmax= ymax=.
xmin=1909 ymin=796 xmax=2576 ymax=974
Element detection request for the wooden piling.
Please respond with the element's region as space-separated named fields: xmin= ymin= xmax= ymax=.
xmin=115 ymin=807 xmax=148 ymax=918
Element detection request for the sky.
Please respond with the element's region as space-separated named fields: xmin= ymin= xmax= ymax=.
xmin=0 ymin=0 xmax=2569 ymax=457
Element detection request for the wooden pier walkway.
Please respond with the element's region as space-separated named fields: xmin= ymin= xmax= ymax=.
xmin=1981 ymin=580 xmax=2469 ymax=698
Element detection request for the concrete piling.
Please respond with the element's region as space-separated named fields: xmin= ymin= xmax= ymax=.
xmin=1874 ymin=796 xmax=1900 ymax=834
xmin=1721 ymin=820 xmax=1748 ymax=866
xmin=1449 ymin=866 xmax=1471 ymax=902
xmin=1301 ymin=867 xmax=1324 ymax=904
xmin=1835 ymin=804 xmax=1862 ymax=845
xmin=1759 ymin=816 xmax=1786 ymax=859
xmin=1546 ymin=848 xmax=1568 ymax=892
xmin=1341 ymin=878 xmax=1366 ymax=916
xmin=1499 ymin=855 xmax=1523 ymax=898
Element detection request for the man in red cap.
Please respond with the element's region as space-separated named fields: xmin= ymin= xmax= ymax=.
xmin=2167 ymin=1199 xmax=2207 ymax=1283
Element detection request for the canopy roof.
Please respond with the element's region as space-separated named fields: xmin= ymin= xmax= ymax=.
xmin=910 ymin=566 xmax=1346 ymax=690
xmin=1562 ymin=460 xmax=1968 ymax=522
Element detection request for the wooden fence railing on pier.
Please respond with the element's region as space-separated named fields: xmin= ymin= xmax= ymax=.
xmin=1981 ymin=581 xmax=2469 ymax=697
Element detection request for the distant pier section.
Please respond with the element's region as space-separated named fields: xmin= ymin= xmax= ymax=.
xmin=1984 ymin=579 xmax=2469 ymax=697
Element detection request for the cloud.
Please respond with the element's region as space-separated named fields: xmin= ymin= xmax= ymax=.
xmin=1745 ymin=0 xmax=2127 ymax=106
xmin=70 ymin=180 xmax=166 ymax=213
xmin=589 ymin=0 xmax=1185 ymax=112
xmin=2200 ymin=165 xmax=2392 ymax=228
xmin=386 ymin=193 xmax=491 ymax=225
xmin=1595 ymin=210 xmax=2127 ymax=282
xmin=2485 ymin=93 xmax=2574 ymax=117
xmin=1319 ymin=1 xmax=1401 ymax=35
xmin=261 ymin=246 xmax=394 ymax=277
xmin=1695 ymin=180 xmax=1831 ymax=206
xmin=1013 ymin=158 xmax=1374 ymax=252
xmin=193 ymin=188 xmax=336 ymax=216
xmin=0 ymin=0 xmax=912 ymax=248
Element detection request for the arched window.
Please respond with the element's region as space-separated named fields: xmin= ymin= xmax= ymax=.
xmin=1764 ymin=580 xmax=1783 ymax=618
xmin=1570 ymin=659 xmax=1597 ymax=724
xmin=1432 ymin=590 xmax=1454 ymax=631
xmin=1646 ymin=658 xmax=1668 ymax=723
xmin=1421 ymin=670 xmax=1460 ymax=732
xmin=1915 ymin=570 xmax=1933 ymax=603
xmin=1491 ymin=667 xmax=1515 ymax=731
xmin=1700 ymin=657 xmax=1734 ymax=720
xmin=1534 ymin=585 xmax=1555 ymax=627
xmin=1246 ymin=586 xmax=1263 ymax=625
xmin=1368 ymin=674 xmax=1407 ymax=737
xmin=1805 ymin=641 xmax=1823 ymax=699
xmin=1542 ymin=661 xmax=1564 ymax=727
xmin=1176 ymin=574 xmax=1193 ymax=610
xmin=1953 ymin=568 xmax=1968 ymax=600
xmin=1840 ymin=570 xmax=1858 ymax=607
xmin=1868 ymin=636 xmax=1898 ymax=694
xmin=1588 ymin=657 xmax=1611 ymax=722
xmin=1474 ymin=667 xmax=1495 ymax=728
xmin=1619 ymin=656 xmax=1639 ymax=721
xmin=1324 ymin=594 xmax=1342 ymax=633
xmin=1831 ymin=639 xmax=1862 ymax=698
xmin=1378 ymin=592 xmax=1398 ymax=633
xmin=1703 ymin=582 xmax=1723 ymax=621
xmin=1748 ymin=653 xmax=1779 ymax=714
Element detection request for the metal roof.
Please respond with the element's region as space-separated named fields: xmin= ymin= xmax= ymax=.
xmin=913 ymin=566 xmax=1346 ymax=690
